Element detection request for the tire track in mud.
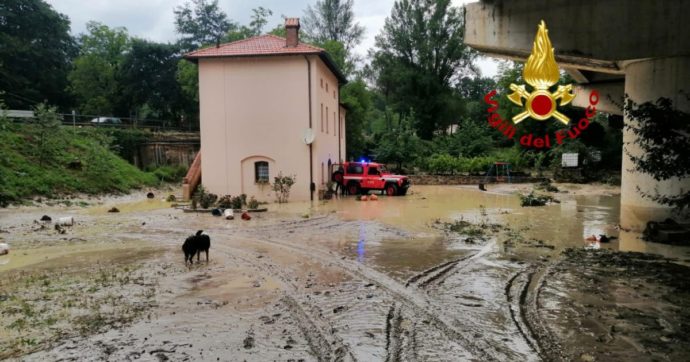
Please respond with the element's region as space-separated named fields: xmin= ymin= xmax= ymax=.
xmin=384 ymin=304 xmax=418 ymax=362
xmin=281 ymin=295 xmax=355 ymax=362
xmin=506 ymin=264 xmax=566 ymax=362
xmin=148 ymin=217 xmax=504 ymax=359
xmin=152 ymin=238 xmax=356 ymax=362
xmin=211 ymin=243 xmax=357 ymax=362
xmin=230 ymin=233 xmax=503 ymax=361
xmin=405 ymin=253 xmax=476 ymax=289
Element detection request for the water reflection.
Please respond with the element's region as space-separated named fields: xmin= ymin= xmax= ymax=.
xmin=357 ymin=223 xmax=366 ymax=263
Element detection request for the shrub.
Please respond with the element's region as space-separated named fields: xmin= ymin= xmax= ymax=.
xmin=194 ymin=185 xmax=217 ymax=209
xmin=247 ymin=196 xmax=259 ymax=209
xmin=217 ymin=195 xmax=233 ymax=208
xmin=519 ymin=192 xmax=555 ymax=207
xmin=272 ymin=172 xmax=296 ymax=203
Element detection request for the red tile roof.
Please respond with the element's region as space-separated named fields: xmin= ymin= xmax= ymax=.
xmin=184 ymin=34 xmax=347 ymax=83
xmin=184 ymin=34 xmax=322 ymax=59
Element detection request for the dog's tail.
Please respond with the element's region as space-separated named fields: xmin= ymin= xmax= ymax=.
xmin=196 ymin=230 xmax=204 ymax=236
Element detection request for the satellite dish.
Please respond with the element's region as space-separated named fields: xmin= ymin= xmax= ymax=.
xmin=302 ymin=128 xmax=315 ymax=145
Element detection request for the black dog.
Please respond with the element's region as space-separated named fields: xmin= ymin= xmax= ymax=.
xmin=182 ymin=230 xmax=211 ymax=265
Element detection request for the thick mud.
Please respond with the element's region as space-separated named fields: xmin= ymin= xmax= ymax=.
xmin=1 ymin=186 xmax=689 ymax=361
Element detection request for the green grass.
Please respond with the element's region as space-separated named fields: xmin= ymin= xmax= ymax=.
xmin=0 ymin=124 xmax=160 ymax=205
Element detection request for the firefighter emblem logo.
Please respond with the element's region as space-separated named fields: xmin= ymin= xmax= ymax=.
xmin=507 ymin=20 xmax=575 ymax=125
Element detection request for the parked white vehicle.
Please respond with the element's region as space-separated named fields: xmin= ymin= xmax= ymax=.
xmin=90 ymin=117 xmax=122 ymax=125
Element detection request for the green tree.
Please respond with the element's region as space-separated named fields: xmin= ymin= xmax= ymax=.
xmin=174 ymin=0 xmax=232 ymax=50
xmin=624 ymin=97 xmax=690 ymax=211
xmin=371 ymin=0 xmax=475 ymax=139
xmin=340 ymin=79 xmax=373 ymax=159
xmin=68 ymin=22 xmax=131 ymax=115
xmin=374 ymin=112 xmax=423 ymax=171
xmin=0 ymin=0 xmax=76 ymax=109
xmin=249 ymin=7 xmax=273 ymax=35
xmin=223 ymin=7 xmax=274 ymax=42
xmin=176 ymin=59 xmax=200 ymax=127
xmin=302 ymin=0 xmax=364 ymax=52
xmin=30 ymin=103 xmax=61 ymax=166
xmin=318 ymin=40 xmax=353 ymax=76
xmin=118 ymin=40 xmax=183 ymax=125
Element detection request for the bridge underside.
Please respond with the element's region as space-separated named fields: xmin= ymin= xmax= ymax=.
xmin=465 ymin=0 xmax=690 ymax=231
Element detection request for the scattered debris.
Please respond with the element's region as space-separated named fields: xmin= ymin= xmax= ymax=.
xmin=643 ymin=218 xmax=690 ymax=244
xmin=56 ymin=216 xmax=74 ymax=226
xmin=360 ymin=195 xmax=369 ymax=201
xmin=0 ymin=242 xmax=9 ymax=255
xmin=147 ymin=192 xmax=155 ymax=199
xmin=211 ymin=208 xmax=223 ymax=217
xmin=369 ymin=194 xmax=378 ymax=201
xmin=243 ymin=331 xmax=255 ymax=349
xmin=108 ymin=207 xmax=120 ymax=213
xmin=478 ymin=183 xmax=487 ymax=191
xmin=535 ymin=179 xmax=559 ymax=192
xmin=519 ymin=192 xmax=557 ymax=207
xmin=40 ymin=215 xmax=52 ymax=222
xmin=223 ymin=209 xmax=234 ymax=220
xmin=166 ymin=195 xmax=176 ymax=202
xmin=241 ymin=212 xmax=251 ymax=221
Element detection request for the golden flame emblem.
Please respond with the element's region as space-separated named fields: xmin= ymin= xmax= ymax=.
xmin=508 ymin=20 xmax=574 ymax=124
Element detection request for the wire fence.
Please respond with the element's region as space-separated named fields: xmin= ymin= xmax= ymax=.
xmin=7 ymin=110 xmax=199 ymax=132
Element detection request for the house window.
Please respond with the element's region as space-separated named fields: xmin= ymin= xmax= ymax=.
xmin=320 ymin=103 xmax=324 ymax=132
xmin=333 ymin=113 xmax=336 ymax=137
xmin=333 ymin=90 xmax=336 ymax=99
xmin=326 ymin=106 xmax=329 ymax=133
xmin=326 ymin=82 xmax=329 ymax=92
xmin=320 ymin=78 xmax=323 ymax=88
xmin=321 ymin=162 xmax=324 ymax=184
xmin=255 ymin=161 xmax=269 ymax=183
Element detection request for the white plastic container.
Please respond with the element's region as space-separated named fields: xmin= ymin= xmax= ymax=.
xmin=0 ymin=242 xmax=9 ymax=255
xmin=56 ymin=217 xmax=74 ymax=226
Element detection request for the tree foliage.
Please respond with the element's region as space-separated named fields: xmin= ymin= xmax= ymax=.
xmin=174 ymin=0 xmax=231 ymax=50
xmin=624 ymin=96 xmax=690 ymax=211
xmin=371 ymin=0 xmax=475 ymax=139
xmin=302 ymin=0 xmax=364 ymax=52
xmin=68 ymin=22 xmax=131 ymax=115
xmin=29 ymin=103 xmax=61 ymax=166
xmin=340 ymin=79 xmax=372 ymax=159
xmin=118 ymin=40 xmax=183 ymax=123
xmin=0 ymin=0 xmax=76 ymax=109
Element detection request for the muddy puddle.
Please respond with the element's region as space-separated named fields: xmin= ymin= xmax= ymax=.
xmin=2 ymin=184 xmax=690 ymax=361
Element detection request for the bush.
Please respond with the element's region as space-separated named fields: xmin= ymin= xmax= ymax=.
xmin=519 ymin=192 xmax=555 ymax=207
xmin=150 ymin=165 xmax=187 ymax=182
xmin=272 ymin=172 xmax=296 ymax=203
xmin=217 ymin=195 xmax=233 ymax=208
xmin=247 ymin=196 xmax=259 ymax=209
xmin=194 ymin=185 xmax=217 ymax=209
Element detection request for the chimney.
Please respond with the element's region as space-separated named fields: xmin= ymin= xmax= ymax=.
xmin=285 ymin=18 xmax=300 ymax=47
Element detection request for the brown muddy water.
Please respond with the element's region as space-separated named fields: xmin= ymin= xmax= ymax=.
xmin=1 ymin=185 xmax=689 ymax=361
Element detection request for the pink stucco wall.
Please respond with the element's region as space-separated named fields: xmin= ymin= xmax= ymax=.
xmin=198 ymin=55 xmax=345 ymax=202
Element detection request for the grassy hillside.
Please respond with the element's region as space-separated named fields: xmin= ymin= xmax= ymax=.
xmin=0 ymin=117 xmax=182 ymax=206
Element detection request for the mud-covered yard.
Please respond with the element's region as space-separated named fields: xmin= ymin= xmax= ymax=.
xmin=1 ymin=184 xmax=689 ymax=361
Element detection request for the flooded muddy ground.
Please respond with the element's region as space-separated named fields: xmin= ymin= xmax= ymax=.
xmin=1 ymin=185 xmax=689 ymax=361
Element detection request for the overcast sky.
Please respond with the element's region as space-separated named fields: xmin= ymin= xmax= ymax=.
xmin=45 ymin=0 xmax=500 ymax=77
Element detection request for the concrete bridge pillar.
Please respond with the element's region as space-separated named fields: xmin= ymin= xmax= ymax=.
xmin=620 ymin=56 xmax=690 ymax=231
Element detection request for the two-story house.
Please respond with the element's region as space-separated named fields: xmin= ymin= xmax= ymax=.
xmin=184 ymin=18 xmax=347 ymax=202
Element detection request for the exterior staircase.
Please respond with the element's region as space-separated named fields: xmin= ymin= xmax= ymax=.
xmin=182 ymin=152 xmax=201 ymax=201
